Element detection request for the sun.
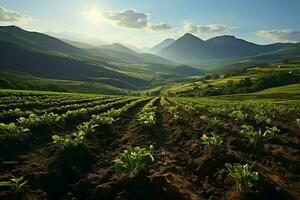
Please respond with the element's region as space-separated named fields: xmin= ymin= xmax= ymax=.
xmin=82 ymin=8 xmax=104 ymax=24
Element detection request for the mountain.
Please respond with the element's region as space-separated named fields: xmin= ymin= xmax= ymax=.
xmin=151 ymin=38 xmax=175 ymax=53
xmin=62 ymin=39 xmax=95 ymax=49
xmin=0 ymin=29 xmax=150 ymax=89
xmin=88 ymin=43 xmax=176 ymax=65
xmin=99 ymin=43 xmax=137 ymax=55
xmin=158 ymin=33 xmax=292 ymax=64
xmin=0 ymin=26 xmax=89 ymax=56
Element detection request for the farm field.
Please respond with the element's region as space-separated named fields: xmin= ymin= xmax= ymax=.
xmin=0 ymin=89 xmax=299 ymax=200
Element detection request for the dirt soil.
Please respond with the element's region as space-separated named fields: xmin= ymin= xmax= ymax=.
xmin=0 ymin=99 xmax=299 ymax=200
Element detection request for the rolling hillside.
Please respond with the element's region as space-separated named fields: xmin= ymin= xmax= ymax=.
xmin=0 ymin=26 xmax=89 ymax=56
xmin=0 ymin=71 xmax=125 ymax=94
xmin=0 ymin=37 xmax=150 ymax=89
xmin=162 ymin=60 xmax=300 ymax=97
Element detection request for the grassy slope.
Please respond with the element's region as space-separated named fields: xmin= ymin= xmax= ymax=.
xmin=257 ymin=84 xmax=300 ymax=94
xmin=164 ymin=60 xmax=300 ymax=95
xmin=0 ymin=71 xmax=126 ymax=95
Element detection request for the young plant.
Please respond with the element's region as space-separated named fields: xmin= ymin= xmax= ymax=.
xmin=77 ymin=121 xmax=98 ymax=135
xmin=114 ymin=145 xmax=154 ymax=177
xmin=200 ymin=115 xmax=208 ymax=122
xmin=225 ymin=163 xmax=259 ymax=192
xmin=168 ymin=106 xmax=182 ymax=121
xmin=229 ymin=110 xmax=247 ymax=122
xmin=210 ymin=117 xmax=222 ymax=126
xmin=52 ymin=131 xmax=86 ymax=148
xmin=0 ymin=176 xmax=28 ymax=191
xmin=241 ymin=125 xmax=278 ymax=145
xmin=0 ymin=122 xmax=29 ymax=137
xmin=201 ymin=133 xmax=223 ymax=153
xmin=91 ymin=114 xmax=115 ymax=125
xmin=295 ymin=118 xmax=300 ymax=128
xmin=138 ymin=106 xmax=156 ymax=127
xmin=254 ymin=113 xmax=272 ymax=125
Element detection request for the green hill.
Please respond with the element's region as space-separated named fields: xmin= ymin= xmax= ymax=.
xmin=0 ymin=40 xmax=150 ymax=89
xmin=162 ymin=60 xmax=300 ymax=97
xmin=0 ymin=71 xmax=125 ymax=95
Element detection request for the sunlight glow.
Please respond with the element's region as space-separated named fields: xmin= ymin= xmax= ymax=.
xmin=82 ymin=8 xmax=104 ymax=24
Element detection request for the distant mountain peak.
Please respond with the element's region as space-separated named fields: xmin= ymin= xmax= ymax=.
xmin=179 ymin=33 xmax=204 ymax=42
xmin=151 ymin=38 xmax=175 ymax=53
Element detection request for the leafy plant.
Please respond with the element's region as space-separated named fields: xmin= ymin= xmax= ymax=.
xmin=91 ymin=115 xmax=115 ymax=125
xmin=77 ymin=121 xmax=98 ymax=134
xmin=229 ymin=110 xmax=247 ymax=122
xmin=201 ymin=133 xmax=223 ymax=153
xmin=254 ymin=113 xmax=272 ymax=125
xmin=225 ymin=163 xmax=259 ymax=192
xmin=241 ymin=125 xmax=277 ymax=146
xmin=0 ymin=176 xmax=28 ymax=190
xmin=168 ymin=106 xmax=182 ymax=121
xmin=200 ymin=115 xmax=208 ymax=121
xmin=17 ymin=113 xmax=61 ymax=128
xmin=52 ymin=131 xmax=86 ymax=148
xmin=295 ymin=118 xmax=300 ymax=128
xmin=138 ymin=106 xmax=156 ymax=127
xmin=114 ymin=145 xmax=154 ymax=177
xmin=210 ymin=117 xmax=222 ymax=126
xmin=0 ymin=122 xmax=29 ymax=137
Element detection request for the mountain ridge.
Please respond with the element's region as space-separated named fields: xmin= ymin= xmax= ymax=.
xmin=158 ymin=33 xmax=294 ymax=65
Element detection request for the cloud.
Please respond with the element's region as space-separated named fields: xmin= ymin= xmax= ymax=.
xmin=0 ymin=6 xmax=31 ymax=25
xmin=103 ymin=9 xmax=171 ymax=31
xmin=147 ymin=22 xmax=172 ymax=31
xmin=183 ymin=22 xmax=233 ymax=34
xmin=256 ymin=29 xmax=300 ymax=42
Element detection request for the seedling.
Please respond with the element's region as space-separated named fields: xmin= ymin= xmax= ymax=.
xmin=168 ymin=106 xmax=182 ymax=121
xmin=0 ymin=122 xmax=29 ymax=137
xmin=241 ymin=125 xmax=278 ymax=146
xmin=91 ymin=115 xmax=115 ymax=125
xmin=295 ymin=118 xmax=300 ymax=128
xmin=200 ymin=115 xmax=208 ymax=121
xmin=138 ymin=106 xmax=156 ymax=127
xmin=225 ymin=163 xmax=258 ymax=192
xmin=77 ymin=121 xmax=98 ymax=135
xmin=52 ymin=131 xmax=86 ymax=148
xmin=254 ymin=113 xmax=272 ymax=125
xmin=210 ymin=117 xmax=222 ymax=126
xmin=229 ymin=110 xmax=247 ymax=122
xmin=0 ymin=176 xmax=28 ymax=191
xmin=114 ymin=145 xmax=154 ymax=177
xmin=201 ymin=133 xmax=223 ymax=153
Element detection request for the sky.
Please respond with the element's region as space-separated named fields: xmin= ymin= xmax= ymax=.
xmin=0 ymin=0 xmax=300 ymax=48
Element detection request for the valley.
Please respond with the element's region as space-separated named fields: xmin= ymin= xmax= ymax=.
xmin=0 ymin=1 xmax=299 ymax=199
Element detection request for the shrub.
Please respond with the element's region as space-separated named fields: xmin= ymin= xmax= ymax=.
xmin=114 ymin=145 xmax=154 ymax=177
xmin=225 ymin=163 xmax=259 ymax=192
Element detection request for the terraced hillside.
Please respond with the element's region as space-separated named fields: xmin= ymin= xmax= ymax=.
xmin=0 ymin=89 xmax=299 ymax=200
